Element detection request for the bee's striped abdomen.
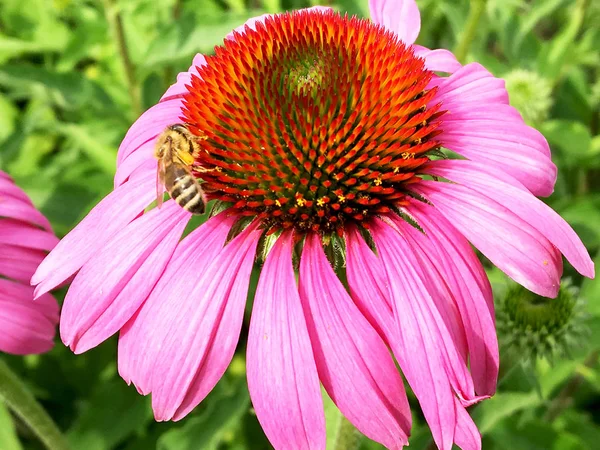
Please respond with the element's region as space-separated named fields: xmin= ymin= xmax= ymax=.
xmin=168 ymin=167 xmax=206 ymax=215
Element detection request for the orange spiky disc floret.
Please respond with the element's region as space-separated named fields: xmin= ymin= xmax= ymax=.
xmin=182 ymin=9 xmax=443 ymax=234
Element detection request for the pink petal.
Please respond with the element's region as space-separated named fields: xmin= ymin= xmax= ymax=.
xmin=412 ymin=180 xmax=563 ymax=297
xmin=0 ymin=197 xmax=52 ymax=230
xmin=299 ymin=233 xmax=411 ymax=449
xmin=60 ymin=201 xmax=191 ymax=354
xmin=389 ymin=216 xmax=470 ymax=369
xmin=413 ymin=45 xmax=461 ymax=73
xmin=153 ymin=222 xmax=260 ymax=421
xmin=344 ymin=224 xmax=394 ymax=342
xmin=430 ymin=63 xmax=555 ymax=196
xmin=118 ymin=212 xmax=236 ymax=391
xmin=0 ymin=244 xmax=47 ymax=283
xmin=431 ymin=63 xmax=508 ymax=105
xmin=247 ymin=231 xmax=325 ymax=450
xmin=438 ymin=116 xmax=555 ymax=197
xmin=119 ymin=215 xmax=260 ymax=421
xmin=226 ymin=7 xmax=333 ymax=41
xmin=161 ymin=54 xmax=207 ymax=101
xmin=0 ymin=279 xmax=59 ymax=322
xmin=0 ymin=176 xmax=31 ymax=203
xmin=401 ymin=204 xmax=499 ymax=397
xmin=370 ymin=220 xmax=456 ymax=450
xmin=116 ymin=99 xmax=185 ymax=169
xmin=114 ymin=151 xmax=156 ymax=188
xmin=31 ymin=170 xmax=156 ymax=298
xmin=426 ymin=160 xmax=594 ymax=280
xmin=369 ymin=0 xmax=421 ymax=45
xmin=0 ymin=279 xmax=58 ymax=355
xmin=454 ymin=400 xmax=481 ymax=450
xmin=0 ymin=219 xmax=58 ymax=252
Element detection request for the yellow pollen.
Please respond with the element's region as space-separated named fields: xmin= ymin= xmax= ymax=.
xmin=275 ymin=199 xmax=281 ymax=207
xmin=401 ymin=152 xmax=415 ymax=160
xmin=317 ymin=198 xmax=326 ymax=207
xmin=374 ymin=177 xmax=382 ymax=186
xmin=337 ymin=194 xmax=346 ymax=203
xmin=543 ymin=260 xmax=548 ymax=266
xmin=296 ymin=197 xmax=306 ymax=207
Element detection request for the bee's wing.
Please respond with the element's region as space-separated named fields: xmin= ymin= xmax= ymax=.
xmin=156 ymin=157 xmax=166 ymax=209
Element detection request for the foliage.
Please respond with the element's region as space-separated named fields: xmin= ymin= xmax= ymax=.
xmin=1 ymin=0 xmax=599 ymax=448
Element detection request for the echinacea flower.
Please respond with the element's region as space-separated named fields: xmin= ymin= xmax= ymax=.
xmin=0 ymin=170 xmax=59 ymax=355
xmin=32 ymin=1 xmax=594 ymax=449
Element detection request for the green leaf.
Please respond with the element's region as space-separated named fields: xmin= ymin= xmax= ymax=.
xmin=156 ymin=367 xmax=250 ymax=450
xmin=0 ymin=401 xmax=23 ymax=450
xmin=581 ymin=251 xmax=600 ymax=316
xmin=473 ymin=391 xmax=542 ymax=435
xmin=67 ymin=380 xmax=152 ymax=450
xmin=323 ymin=390 xmax=366 ymax=450
xmin=541 ymin=120 xmax=593 ymax=166
xmin=514 ymin=0 xmax=567 ymax=52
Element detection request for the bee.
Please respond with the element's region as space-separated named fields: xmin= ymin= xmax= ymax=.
xmin=155 ymin=124 xmax=207 ymax=214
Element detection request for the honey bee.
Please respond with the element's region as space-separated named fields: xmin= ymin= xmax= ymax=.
xmin=155 ymin=124 xmax=206 ymax=214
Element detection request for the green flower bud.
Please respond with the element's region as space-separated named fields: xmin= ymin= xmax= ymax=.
xmin=496 ymin=280 xmax=588 ymax=363
xmin=504 ymin=69 xmax=553 ymax=127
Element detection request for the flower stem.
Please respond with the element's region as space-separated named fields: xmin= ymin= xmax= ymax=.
xmin=103 ymin=0 xmax=142 ymax=118
xmin=0 ymin=359 xmax=70 ymax=450
xmin=543 ymin=350 xmax=599 ymax=422
xmin=332 ymin=415 xmax=361 ymax=450
xmin=453 ymin=0 xmax=487 ymax=64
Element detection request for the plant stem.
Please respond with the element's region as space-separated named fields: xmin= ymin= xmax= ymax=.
xmin=453 ymin=0 xmax=487 ymax=64
xmin=0 ymin=359 xmax=70 ymax=450
xmin=544 ymin=350 xmax=599 ymax=422
xmin=104 ymin=0 xmax=142 ymax=118
xmin=333 ymin=415 xmax=361 ymax=450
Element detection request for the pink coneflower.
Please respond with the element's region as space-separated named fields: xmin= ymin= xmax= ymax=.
xmin=32 ymin=1 xmax=593 ymax=449
xmin=0 ymin=170 xmax=59 ymax=355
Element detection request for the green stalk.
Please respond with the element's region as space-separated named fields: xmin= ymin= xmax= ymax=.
xmin=103 ymin=0 xmax=142 ymax=118
xmin=453 ymin=0 xmax=487 ymax=64
xmin=332 ymin=415 xmax=361 ymax=450
xmin=0 ymin=359 xmax=70 ymax=450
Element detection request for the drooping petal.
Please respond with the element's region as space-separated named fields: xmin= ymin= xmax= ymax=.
xmin=406 ymin=202 xmax=498 ymax=396
xmin=426 ymin=160 xmax=594 ymax=279
xmin=0 ymin=219 xmax=58 ymax=252
xmin=369 ymin=0 xmax=421 ymax=45
xmin=118 ymin=212 xmax=236 ymax=391
xmin=370 ymin=219 xmax=457 ymax=450
xmin=60 ymin=201 xmax=191 ymax=354
xmin=0 ymin=245 xmax=47 ymax=284
xmin=31 ymin=170 xmax=156 ymax=298
xmin=119 ymin=217 xmax=260 ymax=421
xmin=153 ymin=222 xmax=260 ymax=421
xmin=412 ymin=180 xmax=563 ymax=298
xmin=345 ymin=224 xmax=394 ymax=342
xmin=454 ymin=400 xmax=481 ymax=450
xmin=170 ymin=226 xmax=262 ymax=421
xmin=0 ymin=279 xmax=57 ymax=355
xmin=431 ymin=63 xmax=556 ymax=196
xmin=413 ymin=45 xmax=461 ymax=73
xmin=388 ymin=216 xmax=472 ymax=373
xmin=247 ymin=231 xmax=325 ymax=450
xmin=299 ymin=233 xmax=411 ymax=449
xmin=0 ymin=197 xmax=52 ymax=231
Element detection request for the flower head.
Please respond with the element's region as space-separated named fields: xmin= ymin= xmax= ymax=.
xmin=0 ymin=170 xmax=59 ymax=355
xmin=32 ymin=1 xmax=594 ymax=449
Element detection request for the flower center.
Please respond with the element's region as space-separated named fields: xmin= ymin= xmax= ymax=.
xmin=182 ymin=9 xmax=442 ymax=234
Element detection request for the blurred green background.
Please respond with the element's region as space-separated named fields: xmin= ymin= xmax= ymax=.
xmin=1 ymin=0 xmax=599 ymax=448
